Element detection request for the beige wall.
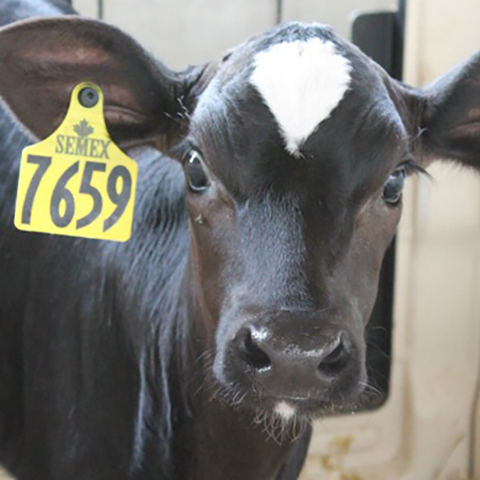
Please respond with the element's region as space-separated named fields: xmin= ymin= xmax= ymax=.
xmin=76 ymin=0 xmax=395 ymax=69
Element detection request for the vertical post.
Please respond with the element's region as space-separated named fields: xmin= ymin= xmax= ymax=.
xmin=275 ymin=0 xmax=282 ymax=25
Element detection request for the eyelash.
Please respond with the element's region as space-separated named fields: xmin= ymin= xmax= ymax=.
xmin=401 ymin=159 xmax=429 ymax=178
xmin=170 ymin=139 xmax=198 ymax=164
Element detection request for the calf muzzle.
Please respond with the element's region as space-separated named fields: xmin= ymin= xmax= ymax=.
xmin=223 ymin=310 xmax=364 ymax=412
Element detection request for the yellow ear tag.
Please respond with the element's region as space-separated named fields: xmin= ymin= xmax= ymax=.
xmin=14 ymin=83 xmax=138 ymax=242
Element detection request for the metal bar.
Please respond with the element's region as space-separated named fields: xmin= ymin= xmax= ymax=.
xmin=276 ymin=0 xmax=282 ymax=25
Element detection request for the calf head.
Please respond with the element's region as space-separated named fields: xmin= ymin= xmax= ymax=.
xmin=1 ymin=18 xmax=480 ymax=422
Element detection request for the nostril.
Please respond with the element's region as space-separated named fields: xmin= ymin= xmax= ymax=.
xmin=318 ymin=337 xmax=349 ymax=377
xmin=239 ymin=330 xmax=271 ymax=371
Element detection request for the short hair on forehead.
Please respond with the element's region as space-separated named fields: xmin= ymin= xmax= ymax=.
xmin=250 ymin=37 xmax=352 ymax=158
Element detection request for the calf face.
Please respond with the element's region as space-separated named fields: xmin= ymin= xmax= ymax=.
xmin=186 ymin=25 xmax=412 ymax=417
xmin=0 ymin=17 xmax=479 ymax=422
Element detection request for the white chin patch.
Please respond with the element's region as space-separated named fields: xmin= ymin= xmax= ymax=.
xmin=250 ymin=38 xmax=352 ymax=157
xmin=274 ymin=401 xmax=296 ymax=420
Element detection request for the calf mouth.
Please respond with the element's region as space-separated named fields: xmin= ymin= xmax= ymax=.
xmin=206 ymin=381 xmax=367 ymax=443
xmin=208 ymin=361 xmax=368 ymax=437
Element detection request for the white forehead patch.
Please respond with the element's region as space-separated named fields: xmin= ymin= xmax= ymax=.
xmin=250 ymin=38 xmax=351 ymax=157
xmin=274 ymin=401 xmax=296 ymax=420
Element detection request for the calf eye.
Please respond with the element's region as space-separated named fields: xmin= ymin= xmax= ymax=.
xmin=184 ymin=151 xmax=210 ymax=193
xmin=383 ymin=167 xmax=406 ymax=205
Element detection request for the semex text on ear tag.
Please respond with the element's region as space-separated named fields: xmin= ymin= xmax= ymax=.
xmin=14 ymin=83 xmax=138 ymax=242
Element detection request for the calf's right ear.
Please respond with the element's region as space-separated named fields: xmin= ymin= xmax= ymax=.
xmin=400 ymin=50 xmax=480 ymax=169
xmin=0 ymin=17 xmax=207 ymax=152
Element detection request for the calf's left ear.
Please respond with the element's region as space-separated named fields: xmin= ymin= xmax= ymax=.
xmin=0 ymin=17 xmax=210 ymax=152
xmin=403 ymin=51 xmax=480 ymax=168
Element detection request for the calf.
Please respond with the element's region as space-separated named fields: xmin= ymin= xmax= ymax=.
xmin=1 ymin=1 xmax=480 ymax=479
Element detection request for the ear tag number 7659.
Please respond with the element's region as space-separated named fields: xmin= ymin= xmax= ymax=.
xmin=15 ymin=83 xmax=138 ymax=242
